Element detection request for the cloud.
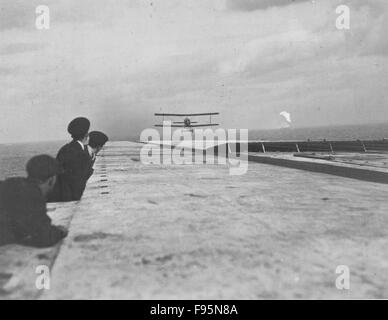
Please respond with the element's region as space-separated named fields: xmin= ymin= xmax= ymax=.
xmin=226 ymin=0 xmax=308 ymax=11
xmin=0 ymin=0 xmax=387 ymax=143
xmin=220 ymin=0 xmax=388 ymax=78
xmin=0 ymin=0 xmax=35 ymax=31
xmin=0 ymin=42 xmax=46 ymax=55
xmin=0 ymin=0 xmax=130 ymax=31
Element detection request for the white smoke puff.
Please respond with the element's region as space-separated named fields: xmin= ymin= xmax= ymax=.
xmin=279 ymin=111 xmax=292 ymax=128
xmin=280 ymin=111 xmax=291 ymax=124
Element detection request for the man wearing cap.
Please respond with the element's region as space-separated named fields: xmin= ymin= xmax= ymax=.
xmin=0 ymin=155 xmax=68 ymax=247
xmin=88 ymin=131 xmax=109 ymax=163
xmin=86 ymin=131 xmax=109 ymax=179
xmin=50 ymin=117 xmax=92 ymax=202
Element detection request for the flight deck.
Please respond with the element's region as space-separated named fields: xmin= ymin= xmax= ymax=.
xmin=1 ymin=141 xmax=388 ymax=299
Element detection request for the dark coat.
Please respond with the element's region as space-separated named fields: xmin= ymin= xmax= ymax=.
xmin=0 ymin=181 xmax=16 ymax=245
xmin=0 ymin=178 xmax=67 ymax=248
xmin=49 ymin=140 xmax=92 ymax=202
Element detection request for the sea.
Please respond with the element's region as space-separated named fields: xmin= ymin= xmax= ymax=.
xmin=0 ymin=140 xmax=65 ymax=180
xmin=1 ymin=123 xmax=388 ymax=180
xmin=249 ymin=122 xmax=388 ymax=141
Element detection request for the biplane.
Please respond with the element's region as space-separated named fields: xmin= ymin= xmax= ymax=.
xmin=154 ymin=112 xmax=219 ymax=132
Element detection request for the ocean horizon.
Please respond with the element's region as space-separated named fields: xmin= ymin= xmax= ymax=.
xmin=1 ymin=122 xmax=387 ymax=180
xmin=248 ymin=122 xmax=388 ymax=141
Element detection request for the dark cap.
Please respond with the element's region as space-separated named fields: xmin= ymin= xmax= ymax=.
xmin=67 ymin=117 xmax=90 ymax=138
xmin=89 ymin=131 xmax=109 ymax=148
xmin=26 ymin=155 xmax=63 ymax=181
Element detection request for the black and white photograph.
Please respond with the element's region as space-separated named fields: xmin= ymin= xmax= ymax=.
xmin=0 ymin=0 xmax=388 ymax=305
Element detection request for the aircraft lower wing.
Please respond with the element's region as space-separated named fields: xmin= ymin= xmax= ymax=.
xmin=154 ymin=124 xmax=219 ymax=127
xmin=189 ymin=124 xmax=219 ymax=127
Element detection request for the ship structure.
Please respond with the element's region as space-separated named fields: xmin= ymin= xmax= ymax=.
xmin=1 ymin=138 xmax=388 ymax=299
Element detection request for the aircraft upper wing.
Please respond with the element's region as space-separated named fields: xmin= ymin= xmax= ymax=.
xmin=154 ymin=123 xmax=219 ymax=128
xmin=154 ymin=113 xmax=219 ymax=117
xmin=173 ymin=121 xmax=198 ymax=124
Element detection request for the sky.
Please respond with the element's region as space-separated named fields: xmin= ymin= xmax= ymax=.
xmin=0 ymin=0 xmax=387 ymax=143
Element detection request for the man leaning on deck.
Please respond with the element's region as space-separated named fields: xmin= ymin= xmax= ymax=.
xmin=48 ymin=117 xmax=92 ymax=202
xmin=0 ymin=155 xmax=68 ymax=247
